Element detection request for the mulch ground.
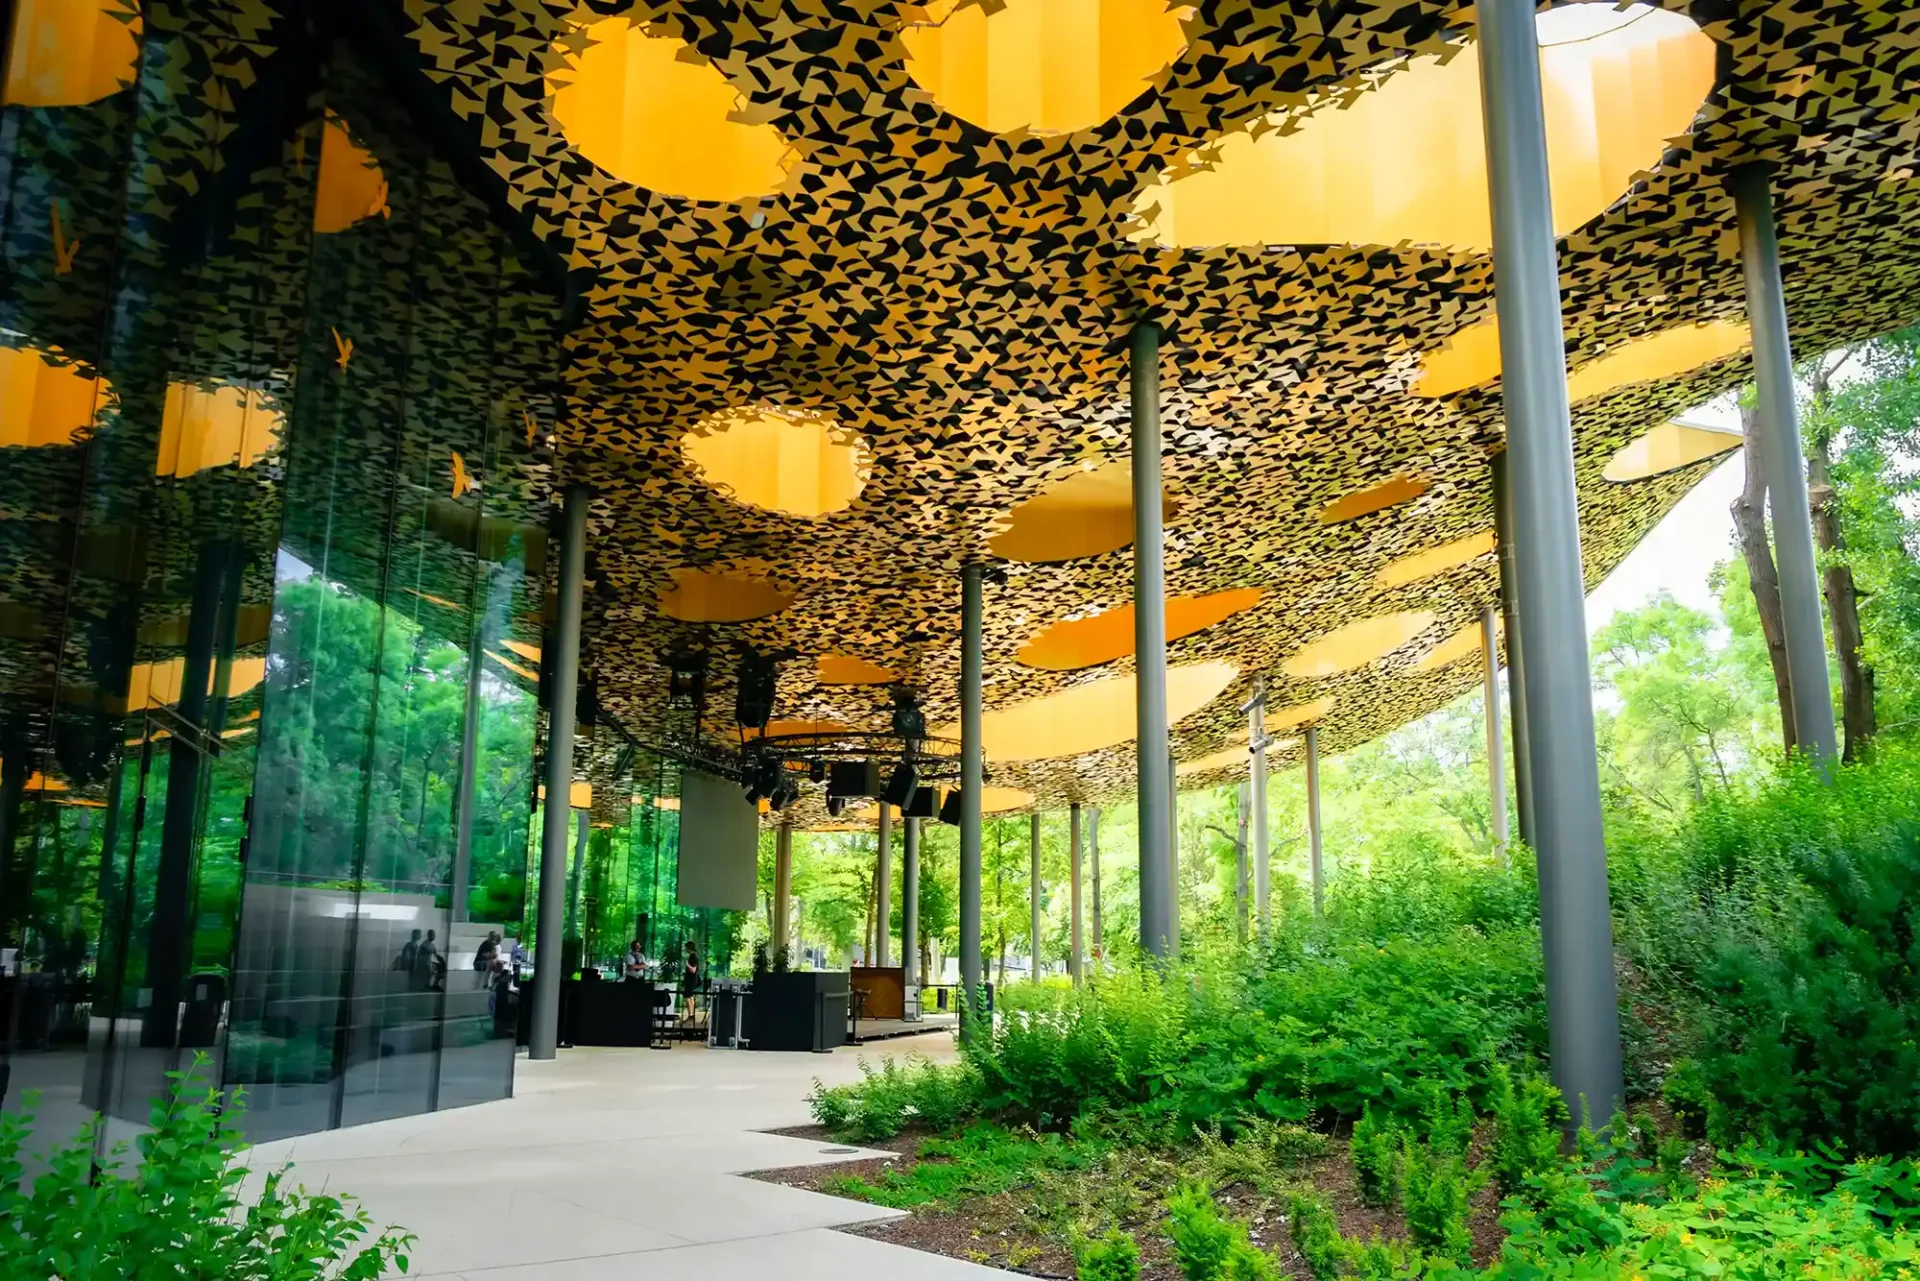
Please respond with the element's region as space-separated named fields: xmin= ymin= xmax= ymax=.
xmin=752 ymin=1123 xmax=1510 ymax=1279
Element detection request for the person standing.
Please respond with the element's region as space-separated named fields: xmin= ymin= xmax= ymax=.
xmin=681 ymin=940 xmax=701 ymax=1025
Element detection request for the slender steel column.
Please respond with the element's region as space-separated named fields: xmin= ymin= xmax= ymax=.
xmin=1088 ymin=808 xmax=1102 ymax=964
xmin=1234 ymin=782 xmax=1250 ymax=940
xmin=1029 ymin=811 xmax=1043 ymax=981
xmin=876 ymin=802 xmax=892 ymax=967
xmin=1131 ymin=321 xmax=1173 ymax=957
xmin=1246 ymin=682 xmax=1270 ymax=937
xmin=1304 ymin=725 xmax=1324 ymax=916
xmin=1167 ymin=760 xmax=1181 ymax=958
xmin=1478 ymin=0 xmax=1623 ymax=1124
xmin=960 ymin=564 xmax=985 ymax=1036
xmin=1068 ymin=804 xmax=1084 ymax=986
xmin=531 ymin=484 xmax=589 ymax=1061
xmin=450 ymin=621 xmax=486 ymax=923
xmin=1731 ymin=163 xmax=1838 ymax=765
xmin=772 ymin=818 xmax=793 ymax=959
xmin=1492 ymin=452 xmax=1536 ymax=847
xmin=902 ymin=817 xmax=920 ymax=996
xmin=1480 ymin=605 xmax=1510 ymax=867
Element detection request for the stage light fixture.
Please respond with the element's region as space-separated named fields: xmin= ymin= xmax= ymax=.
xmin=889 ymin=685 xmax=926 ymax=742
xmin=666 ymin=649 xmax=708 ymax=711
xmin=807 ymin=759 xmax=826 ymax=783
xmin=733 ymin=644 xmax=793 ymax=730
xmin=826 ymin=794 xmax=846 ymax=818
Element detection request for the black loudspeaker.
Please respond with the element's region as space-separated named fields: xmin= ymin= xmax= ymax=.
xmin=883 ymin=761 xmax=917 ymax=810
xmin=828 ymin=759 xmax=879 ymax=799
xmin=905 ymin=785 xmax=939 ymax=820
xmin=939 ymin=787 xmax=962 ymax=825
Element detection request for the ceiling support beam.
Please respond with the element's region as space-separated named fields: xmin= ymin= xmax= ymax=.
xmin=1131 ymin=320 xmax=1173 ymax=958
xmin=1477 ymin=0 xmax=1622 ymax=1127
xmin=530 ymin=483 xmax=590 ymax=1061
xmin=1732 ymin=162 xmax=1838 ymax=767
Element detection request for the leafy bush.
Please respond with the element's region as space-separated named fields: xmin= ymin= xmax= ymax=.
xmin=1288 ymin=1193 xmax=1349 ymax=1281
xmin=1220 ymin=1237 xmax=1282 ymax=1281
xmin=1197 ymin=1116 xmax=1329 ymax=1194
xmin=1491 ymin=1142 xmax=1920 ymax=1279
xmin=0 ymin=1065 xmax=412 ymax=1280
xmin=1488 ymin=1065 xmax=1566 ymax=1197
xmin=1401 ymin=1142 xmax=1478 ymax=1262
xmin=1350 ymin=1107 xmax=1405 ymax=1207
xmin=1076 ymin=1228 xmax=1142 ymax=1281
xmin=1167 ymin=1182 xmax=1239 ymax=1280
xmin=821 ymin=1123 xmax=1092 ymax=1209
xmin=806 ymin=1055 xmax=978 ymax=1141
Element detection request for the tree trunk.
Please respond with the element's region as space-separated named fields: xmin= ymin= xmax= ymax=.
xmin=1806 ymin=401 xmax=1877 ymax=762
xmin=1732 ymin=400 xmax=1798 ymax=757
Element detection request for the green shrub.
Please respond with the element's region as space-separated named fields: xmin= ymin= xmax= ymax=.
xmin=1220 ymin=1237 xmax=1282 ymax=1281
xmin=821 ymin=1123 xmax=1091 ymax=1209
xmin=0 ymin=1065 xmax=412 ymax=1280
xmin=1402 ymin=1142 xmax=1478 ymax=1263
xmin=1288 ymin=1194 xmax=1348 ymax=1281
xmin=1658 ymin=1057 xmax=1716 ymax=1141
xmin=1350 ymin=1106 xmax=1405 ymax=1207
xmin=1492 ymin=1145 xmax=1920 ymax=1278
xmin=1488 ymin=1065 xmax=1566 ymax=1197
xmin=1166 ymin=1182 xmax=1239 ymax=1281
xmin=1076 ymin=1228 xmax=1142 ymax=1281
xmin=807 ymin=1056 xmax=978 ymax=1142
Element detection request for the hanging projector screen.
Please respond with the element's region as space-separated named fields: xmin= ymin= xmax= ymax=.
xmin=676 ymin=769 xmax=758 ymax=910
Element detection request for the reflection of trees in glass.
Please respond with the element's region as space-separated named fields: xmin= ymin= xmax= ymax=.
xmin=250 ymin=576 xmax=533 ymax=903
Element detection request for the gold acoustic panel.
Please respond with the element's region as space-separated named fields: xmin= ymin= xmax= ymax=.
xmin=373 ymin=0 xmax=1920 ymax=814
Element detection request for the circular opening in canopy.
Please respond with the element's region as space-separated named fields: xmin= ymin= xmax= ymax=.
xmin=658 ymin=568 xmax=795 ymax=622
xmin=547 ymin=18 xmax=794 ymax=202
xmin=1017 ymin=588 xmax=1261 ymax=671
xmin=682 ymin=407 xmax=869 ymax=518
xmin=901 ymin=0 xmax=1191 ymax=136
xmin=1283 ymin=611 xmax=1437 ymax=679
xmin=1413 ymin=618 xmax=1498 ymax=672
xmin=989 ymin=460 xmax=1179 ymax=563
xmin=1416 ymin=317 xmax=1749 ymax=401
xmin=1603 ymin=420 xmax=1742 ymax=483
xmin=817 ymin=655 xmax=898 ymax=685
xmin=1128 ymin=3 xmax=1714 ymax=250
xmin=1375 ymin=531 xmax=1495 ymax=588
xmin=938 ymin=661 xmax=1237 ymax=762
xmin=1320 ymin=476 xmax=1429 ymax=525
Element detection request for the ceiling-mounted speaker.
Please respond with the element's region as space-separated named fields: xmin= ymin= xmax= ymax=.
xmin=938 ymin=787 xmax=962 ymax=826
xmin=904 ymin=784 xmax=939 ymax=820
xmin=828 ymin=759 xmax=879 ymax=800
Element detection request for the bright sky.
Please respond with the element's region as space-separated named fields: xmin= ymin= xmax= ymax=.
xmin=1584 ymin=393 xmax=1745 ymax=633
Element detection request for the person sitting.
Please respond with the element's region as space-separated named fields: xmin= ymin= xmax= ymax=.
xmin=474 ymin=930 xmax=500 ymax=976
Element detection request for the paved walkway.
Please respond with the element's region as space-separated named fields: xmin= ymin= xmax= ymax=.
xmin=246 ymin=1033 xmax=1007 ymax=1279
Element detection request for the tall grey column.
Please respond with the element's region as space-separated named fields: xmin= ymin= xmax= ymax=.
xmin=1131 ymin=321 xmax=1173 ymax=957
xmin=902 ymin=817 xmax=920 ymax=997
xmin=959 ymin=564 xmax=985 ymax=1037
xmin=1480 ymin=604 xmax=1510 ymax=866
xmin=1492 ymin=452 xmax=1536 ymax=846
xmin=450 ymin=619 xmax=486 ymax=923
xmin=1304 ymin=725 xmax=1324 ymax=917
xmin=1731 ymin=162 xmax=1838 ymax=765
xmin=1068 ymin=804 xmax=1084 ymax=986
xmin=531 ymin=483 xmax=589 ymax=1061
xmin=876 ymin=802 xmax=893 ymax=967
xmin=1167 ymin=760 xmax=1181 ymax=958
xmin=772 ymin=818 xmax=793 ymax=959
xmin=1247 ymin=683 xmax=1270 ymax=937
xmin=1478 ymin=0 xmax=1623 ymax=1124
xmin=1029 ymin=811 xmax=1043 ymax=980
xmin=1088 ymin=808 xmax=1102 ymax=964
xmin=1234 ymin=782 xmax=1250 ymax=940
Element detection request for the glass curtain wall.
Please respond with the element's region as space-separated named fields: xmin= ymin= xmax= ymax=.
xmin=0 ymin=0 xmax=559 ymax=1162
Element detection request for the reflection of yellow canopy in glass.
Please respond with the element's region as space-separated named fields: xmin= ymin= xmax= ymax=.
xmin=1130 ymin=4 xmax=1715 ymax=250
xmin=157 ymin=383 xmax=283 ymax=478
xmin=548 ymin=19 xmax=794 ymax=202
xmin=901 ymin=0 xmax=1191 ymax=135
xmin=682 ymin=407 xmax=868 ymax=518
xmin=313 ymin=114 xmax=389 ymax=234
xmin=2 ymin=0 xmax=140 ymax=109
xmin=0 ymin=346 xmax=101 ymax=449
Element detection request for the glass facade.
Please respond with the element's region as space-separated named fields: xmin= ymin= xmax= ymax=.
xmin=0 ymin=3 xmax=562 ymax=1160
